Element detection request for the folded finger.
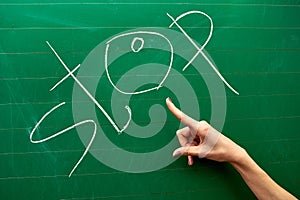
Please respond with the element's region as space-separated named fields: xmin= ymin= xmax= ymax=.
xmin=173 ymin=146 xmax=199 ymax=158
xmin=188 ymin=156 xmax=194 ymax=166
xmin=176 ymin=127 xmax=191 ymax=146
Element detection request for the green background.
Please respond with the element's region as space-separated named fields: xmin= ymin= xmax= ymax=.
xmin=1 ymin=0 xmax=299 ymax=199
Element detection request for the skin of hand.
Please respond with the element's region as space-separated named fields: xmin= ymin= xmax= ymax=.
xmin=166 ymin=97 xmax=244 ymax=164
xmin=166 ymin=97 xmax=297 ymax=200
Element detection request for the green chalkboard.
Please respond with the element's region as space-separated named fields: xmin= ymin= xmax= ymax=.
xmin=1 ymin=0 xmax=299 ymax=199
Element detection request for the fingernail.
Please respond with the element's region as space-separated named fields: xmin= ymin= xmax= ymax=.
xmin=173 ymin=149 xmax=181 ymax=158
xmin=166 ymin=97 xmax=172 ymax=103
xmin=188 ymin=157 xmax=192 ymax=166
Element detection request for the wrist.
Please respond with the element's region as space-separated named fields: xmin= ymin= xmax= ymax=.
xmin=222 ymin=136 xmax=247 ymax=164
xmin=228 ymin=146 xmax=248 ymax=166
xmin=205 ymin=133 xmax=246 ymax=163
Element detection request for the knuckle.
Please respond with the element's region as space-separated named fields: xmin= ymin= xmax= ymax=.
xmin=198 ymin=120 xmax=210 ymax=134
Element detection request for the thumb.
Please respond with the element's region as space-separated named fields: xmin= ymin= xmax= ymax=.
xmin=173 ymin=146 xmax=200 ymax=158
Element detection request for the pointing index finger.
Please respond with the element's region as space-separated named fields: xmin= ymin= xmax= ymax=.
xmin=166 ymin=97 xmax=199 ymax=131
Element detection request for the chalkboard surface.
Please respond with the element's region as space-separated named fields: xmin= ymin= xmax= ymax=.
xmin=1 ymin=1 xmax=299 ymax=199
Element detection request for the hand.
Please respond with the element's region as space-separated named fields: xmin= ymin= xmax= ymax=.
xmin=166 ymin=97 xmax=244 ymax=165
xmin=166 ymin=98 xmax=297 ymax=199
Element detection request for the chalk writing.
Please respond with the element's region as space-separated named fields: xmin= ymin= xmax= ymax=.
xmin=167 ymin=10 xmax=239 ymax=95
xmin=131 ymin=37 xmax=144 ymax=53
xmin=46 ymin=41 xmax=132 ymax=133
xmin=30 ymin=10 xmax=239 ymax=177
xmin=105 ymin=31 xmax=174 ymax=95
xmin=29 ymin=102 xmax=97 ymax=177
